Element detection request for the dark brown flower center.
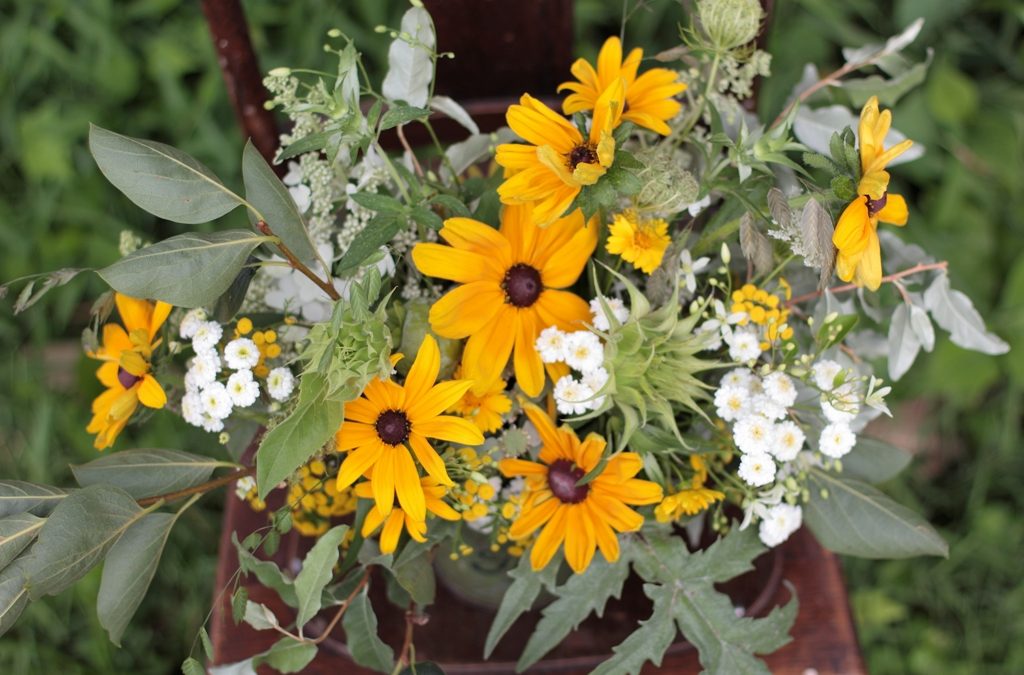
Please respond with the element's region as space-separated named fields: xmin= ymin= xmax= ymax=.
xmin=866 ymin=191 xmax=888 ymax=217
xmin=375 ymin=409 xmax=411 ymax=446
xmin=502 ymin=263 xmax=543 ymax=308
xmin=547 ymin=459 xmax=589 ymax=503
xmin=568 ymin=144 xmax=598 ymax=169
xmin=117 ymin=367 xmax=142 ymax=389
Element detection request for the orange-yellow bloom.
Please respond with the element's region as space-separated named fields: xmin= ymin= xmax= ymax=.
xmin=447 ymin=367 xmax=512 ymax=434
xmin=495 ymin=80 xmax=624 ymax=225
xmin=499 ymin=404 xmax=663 ymax=573
xmin=354 ymin=477 xmax=460 ymax=554
xmin=334 ymin=335 xmax=484 ymax=522
xmin=86 ymin=293 xmax=171 ymax=449
xmin=558 ymin=36 xmax=686 ymax=135
xmin=605 ymin=210 xmax=672 ymax=274
xmin=833 ymin=96 xmax=913 ymax=290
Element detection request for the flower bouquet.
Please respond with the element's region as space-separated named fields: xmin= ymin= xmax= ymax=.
xmin=0 ymin=1 xmax=1009 ymax=673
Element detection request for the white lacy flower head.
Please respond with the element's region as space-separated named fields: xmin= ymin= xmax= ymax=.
xmin=589 ymin=296 xmax=629 ymax=331
xmin=819 ymin=422 xmax=856 ymax=458
xmin=224 ymin=338 xmax=260 ymax=370
xmin=714 ymin=384 xmax=750 ymax=422
xmin=751 ymin=394 xmax=787 ymax=421
xmin=227 ymin=370 xmax=260 ymax=408
xmin=772 ymin=420 xmax=806 ymax=462
xmin=733 ymin=414 xmax=775 ymax=454
xmin=762 ymin=372 xmax=797 ymax=408
xmin=188 ymin=352 xmax=221 ymax=388
xmin=738 ymin=452 xmax=777 ymax=487
xmin=758 ymin=503 xmax=802 ymax=547
xmin=727 ymin=327 xmax=762 ymax=362
xmin=200 ymin=413 xmax=225 ymax=433
xmin=266 ymin=367 xmax=296 ymax=401
xmin=553 ymin=375 xmax=595 ymax=415
xmin=191 ymin=321 xmax=223 ymax=354
xmin=563 ymin=331 xmax=604 ymax=372
xmin=535 ymin=326 xmax=568 ymax=364
xmin=235 ymin=475 xmax=257 ymax=500
xmin=811 ymin=359 xmax=843 ymax=391
xmin=179 ymin=308 xmax=207 ymax=340
xmin=721 ymin=367 xmax=757 ymax=390
xmin=678 ymin=249 xmax=710 ymax=293
xmin=199 ymin=382 xmax=233 ymax=420
xmin=821 ymin=382 xmax=861 ymax=424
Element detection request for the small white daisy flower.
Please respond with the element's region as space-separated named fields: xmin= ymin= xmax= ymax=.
xmin=199 ymin=382 xmax=233 ymax=420
xmin=763 ymin=372 xmax=797 ymax=408
xmin=227 ymin=370 xmax=260 ymax=408
xmin=818 ymin=422 xmax=856 ymax=458
xmin=553 ymin=376 xmax=594 ymax=416
xmin=179 ymin=308 xmax=207 ymax=340
xmin=191 ymin=321 xmax=223 ymax=354
xmin=580 ymin=367 xmax=609 ymax=410
xmin=772 ymin=421 xmax=806 ymax=461
xmin=821 ymin=383 xmax=861 ymax=424
xmin=188 ymin=352 xmax=221 ymax=388
xmin=727 ymin=328 xmax=762 ymax=362
xmin=811 ymin=359 xmax=843 ymax=391
xmin=721 ymin=368 xmax=757 ymax=390
xmin=733 ymin=415 xmax=775 ymax=454
xmin=678 ymin=249 xmax=710 ymax=294
xmin=563 ymin=331 xmax=604 ymax=372
xmin=181 ymin=392 xmax=204 ymax=427
xmin=752 ymin=394 xmax=788 ymax=421
xmin=223 ymin=338 xmax=260 ymax=370
xmin=200 ymin=413 xmax=225 ymax=433
xmin=758 ymin=504 xmax=802 ymax=547
xmin=589 ymin=296 xmax=629 ymax=331
xmin=235 ymin=475 xmax=256 ymax=501
xmin=738 ymin=453 xmax=777 ymax=487
xmin=266 ymin=367 xmax=296 ymax=401
xmin=714 ymin=385 xmax=750 ymax=422
xmin=535 ymin=326 xmax=568 ymax=364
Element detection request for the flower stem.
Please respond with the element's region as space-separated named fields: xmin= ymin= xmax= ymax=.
xmin=137 ymin=465 xmax=256 ymax=507
xmin=786 ymin=261 xmax=948 ymax=306
xmin=255 ymin=220 xmax=340 ymax=301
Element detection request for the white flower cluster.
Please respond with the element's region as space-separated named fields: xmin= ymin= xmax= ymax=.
xmin=811 ymin=359 xmax=860 ymax=459
xmin=695 ymin=298 xmax=747 ymax=352
xmin=740 ymin=484 xmax=804 ymax=549
xmin=536 ymin=313 xmax=611 ymax=416
xmin=178 ymin=309 xmax=295 ymax=433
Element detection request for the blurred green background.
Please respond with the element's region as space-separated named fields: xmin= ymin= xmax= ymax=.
xmin=1 ymin=0 xmax=1021 ymax=672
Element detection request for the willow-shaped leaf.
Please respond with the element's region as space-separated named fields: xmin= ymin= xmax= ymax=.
xmin=0 ymin=481 xmax=68 ymax=518
xmin=72 ymin=448 xmax=225 ymax=499
xmin=0 ymin=514 xmax=44 ymax=571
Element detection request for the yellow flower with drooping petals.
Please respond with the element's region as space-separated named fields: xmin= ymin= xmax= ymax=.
xmin=447 ymin=366 xmax=512 ymax=434
xmin=334 ymin=335 xmax=484 ymax=523
xmin=495 ymin=80 xmax=625 ymax=225
xmin=499 ymin=404 xmax=663 ymax=574
xmin=654 ymin=456 xmax=725 ymax=522
xmin=833 ymin=96 xmax=913 ymax=290
xmin=558 ymin=36 xmax=686 ymax=135
xmin=605 ymin=209 xmax=672 ymax=274
xmin=354 ymin=477 xmax=460 ymax=554
xmin=412 ymin=204 xmax=597 ymax=398
xmin=86 ymin=293 xmax=171 ymax=450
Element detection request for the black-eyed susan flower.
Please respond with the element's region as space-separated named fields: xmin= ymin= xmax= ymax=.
xmin=558 ymin=36 xmax=686 ymax=135
xmin=411 ymin=204 xmax=597 ymax=398
xmin=495 ymin=80 xmax=624 ymax=226
xmin=86 ymin=293 xmax=171 ymax=450
xmin=354 ymin=477 xmax=460 ymax=554
xmin=833 ymin=96 xmax=913 ymax=290
xmin=334 ymin=335 xmax=484 ymax=523
xmin=605 ymin=209 xmax=672 ymax=274
xmin=499 ymin=403 xmax=662 ymax=574
xmin=447 ymin=366 xmax=512 ymax=434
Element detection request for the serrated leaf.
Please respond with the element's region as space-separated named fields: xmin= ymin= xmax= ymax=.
xmin=765 ymin=187 xmax=791 ymax=230
xmin=254 ymin=638 xmax=318 ymax=673
xmin=278 ymin=129 xmax=337 ymax=161
xmin=484 ymin=554 xmax=558 ymax=657
xmin=381 ymin=7 xmax=435 ymax=107
xmin=429 ymin=96 xmax=478 ymax=135
xmin=739 ymin=213 xmax=773 ymax=277
xmin=517 ymin=552 xmax=630 ymax=671
xmin=887 ymin=304 xmax=921 ymax=380
xmin=390 ymin=540 xmax=435 ymax=606
xmin=924 ymin=273 xmax=1008 ymax=355
xmin=231 ymin=585 xmax=248 ymax=625
xmin=342 ymin=589 xmax=395 ymax=673
xmin=72 ymin=448 xmax=224 ymax=500
xmin=89 ymin=125 xmax=245 ymax=223
xmin=591 ymin=583 xmax=676 ymax=675
xmin=336 ymin=216 xmax=403 ymax=276
xmin=243 ymin=600 xmax=280 ymax=631
xmin=801 ymin=151 xmax=841 ymax=173
xmin=26 ymin=485 xmax=146 ymax=600
xmin=181 ymin=657 xmax=206 ymax=675
xmin=351 ymin=192 xmax=405 ymax=214
xmin=232 ymin=533 xmax=298 ymax=607
xmin=805 ymin=468 xmax=948 ymax=558
xmin=98 ymin=512 xmax=176 ymax=645
xmin=0 ymin=514 xmax=44 ymax=571
xmin=429 ymin=194 xmax=470 ymax=218
xmin=294 ymin=524 xmax=348 ymax=627
xmin=841 ymin=437 xmax=912 ymax=484
xmin=0 ymin=481 xmax=68 ymax=518
xmin=410 ymin=206 xmax=443 ymax=231
xmin=200 ymin=626 xmax=214 ymax=660
xmin=242 ymin=140 xmax=318 ymax=268
xmin=0 ymin=558 xmax=31 ymax=637
xmin=97 ymin=230 xmax=270 ymax=309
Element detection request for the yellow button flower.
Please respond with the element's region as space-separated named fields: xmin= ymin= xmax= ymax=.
xmin=605 ymin=209 xmax=672 ymax=274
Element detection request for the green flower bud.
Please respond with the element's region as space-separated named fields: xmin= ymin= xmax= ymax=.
xmin=633 ymin=147 xmax=699 ymax=217
xmin=697 ymin=0 xmax=763 ymax=51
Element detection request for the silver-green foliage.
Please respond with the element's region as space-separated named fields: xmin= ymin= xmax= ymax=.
xmin=71 ymin=448 xmax=227 ymax=499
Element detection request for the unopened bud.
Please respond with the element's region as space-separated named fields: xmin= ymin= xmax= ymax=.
xmin=697 ymin=0 xmax=764 ymax=51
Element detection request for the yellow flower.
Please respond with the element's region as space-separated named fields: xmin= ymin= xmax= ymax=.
xmin=334 ymin=335 xmax=484 ymax=522
xmin=730 ymin=282 xmax=794 ymax=344
xmin=411 ymin=204 xmax=597 ymax=398
xmin=495 ymin=80 xmax=625 ymax=225
xmin=447 ymin=366 xmax=512 ymax=434
xmin=86 ymin=293 xmax=171 ymax=450
xmin=654 ymin=487 xmax=725 ymax=521
xmin=833 ymin=96 xmax=913 ymax=291
xmin=558 ymin=36 xmax=686 ymax=135
xmin=499 ymin=404 xmax=663 ymax=573
xmin=354 ymin=477 xmax=460 ymax=554
xmin=288 ymin=455 xmax=357 ymax=537
xmin=605 ymin=210 xmax=671 ymax=274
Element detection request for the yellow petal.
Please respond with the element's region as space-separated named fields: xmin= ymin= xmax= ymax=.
xmin=499 ymin=458 xmax=549 ymax=478
xmin=97 ymin=323 xmax=132 ymax=359
xmin=336 ymin=442 xmax=383 ymax=490
xmin=361 ymin=505 xmax=385 ymax=536
xmin=876 ymin=193 xmax=908 ymax=226
xmin=408 ymin=432 xmax=453 ymax=486
xmin=833 ymin=199 xmax=872 ymax=255
xmin=363 ymin=377 xmax=404 ymax=410
xmin=508 ymin=495 xmax=559 ymax=539
xmin=529 ymin=504 xmax=569 ymax=571
xmin=394 ymin=447 xmax=426 ymax=522
xmin=379 ymin=509 xmax=405 ymax=554
xmin=564 ymin=504 xmax=596 ymax=574
xmin=404 ymin=514 xmax=428 ymax=543
xmin=440 ymin=217 xmax=513 ymax=264
xmin=335 ymin=421 xmax=378 ymax=451
xmin=115 ymin=294 xmax=153 ymax=335
xmin=404 ymin=334 xmax=440 ymax=405
xmin=589 ymin=502 xmax=621 ymax=563
xmin=534 ymin=290 xmax=591 ymax=333
xmin=589 ymin=493 xmax=644 ymax=532
xmin=596 ymin=36 xmax=623 ymax=84
xmin=136 ymin=375 xmax=166 ymax=409
xmin=506 ymin=95 xmax=580 ymax=153
xmin=590 ymin=78 xmax=625 ymax=143
xmin=462 ymin=306 xmax=516 ymax=388
xmin=97 ymin=361 xmax=120 ymax=388
xmin=538 ymin=220 xmax=598 ymax=289
xmin=413 ymin=415 xmax=484 ymax=446
xmin=513 ymin=311 xmax=545 ymax=398
xmin=522 ymin=404 xmax=564 ymax=455
xmin=856 ymin=228 xmax=883 ymax=291
xmin=345 ymin=397 xmax=381 ymax=424
xmin=407 ymin=380 xmax=475 ymax=423
xmin=372 ymin=445 xmax=396 ymax=517
xmin=412 ymin=242 xmax=496 ymax=284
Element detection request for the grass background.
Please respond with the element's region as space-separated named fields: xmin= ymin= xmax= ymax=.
xmin=0 ymin=0 xmax=1021 ymax=672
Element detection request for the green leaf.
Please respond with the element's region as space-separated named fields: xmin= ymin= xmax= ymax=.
xmin=97 ymin=512 xmax=176 ymax=645
xmin=243 ymin=600 xmax=280 ymax=630
xmin=399 ymin=662 xmax=446 ymax=675
xmin=231 ymin=533 xmax=298 ymax=607
xmin=181 ymin=657 xmax=205 ymax=675
xmin=213 ymin=258 xmax=259 ymax=323
xmin=0 ymin=481 xmax=67 ymax=518
xmin=89 ymin=124 xmax=245 ymax=224
xmin=255 ymin=638 xmax=318 ymax=673
xmin=802 ymin=151 xmax=840 ymax=174
xmin=351 ymin=192 xmax=405 ymax=214
xmin=72 ymin=448 xmax=224 ymax=500
xmin=242 ymin=140 xmax=318 ymax=268
xmin=817 ymin=313 xmax=858 ymax=349
xmin=379 ymin=105 xmax=431 ymax=130
xmin=294 ymin=524 xmax=349 ymax=627
xmin=98 ymin=230 xmax=270 ymax=309
xmin=841 ymin=437 xmax=913 ymax=484
xmin=26 ymin=485 xmax=147 ymax=600
xmin=256 ymin=373 xmax=346 ymax=499
xmin=231 ymin=585 xmax=248 ymax=625
xmin=342 ymin=589 xmax=395 ymax=673
xmin=390 ymin=541 xmax=435 ymax=606
xmin=517 ymin=551 xmax=630 ymax=671
xmin=805 ymin=469 xmax=948 ymax=558
xmin=279 ymin=129 xmax=337 ymax=161
xmin=410 ymin=205 xmax=443 ymax=231
xmin=429 ymin=194 xmax=470 ymax=218
xmin=485 ymin=554 xmax=559 ymax=658
xmin=199 ymin=626 xmax=214 ymax=660
xmin=0 ymin=514 xmax=44 ymax=571
xmin=606 ymin=166 xmax=642 ymax=196
xmin=591 ymin=583 xmax=676 ymax=675
xmin=0 ymin=558 xmax=31 ymax=637
xmin=336 ymin=216 xmax=404 ymax=275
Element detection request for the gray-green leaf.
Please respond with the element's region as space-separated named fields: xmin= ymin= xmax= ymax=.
xmin=888 ymin=303 xmax=921 ymax=380
xmin=294 ymin=524 xmax=349 ymax=627
xmin=232 ymin=533 xmax=298 ymax=607
xmin=381 ymin=7 xmax=435 ymax=108
xmin=243 ymin=600 xmax=280 ymax=631
xmin=72 ymin=448 xmax=225 ymax=499
xmin=591 ymin=583 xmax=676 ymax=675
xmin=342 ymin=589 xmax=395 ymax=673
xmin=924 ymin=273 xmax=1009 ymax=355
xmin=390 ymin=540 xmax=435 ymax=607
xmin=98 ymin=230 xmax=269 ymax=309
xmin=0 ymin=558 xmax=31 ymax=636
xmin=0 ymin=481 xmax=67 ymax=518
xmin=89 ymin=124 xmax=245 ymax=224
xmin=840 ymin=437 xmax=913 ymax=484
xmin=255 ymin=638 xmax=318 ymax=673
xmin=0 ymin=514 xmax=44 ymax=571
